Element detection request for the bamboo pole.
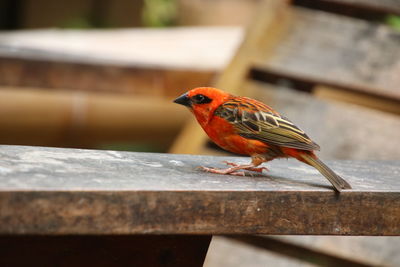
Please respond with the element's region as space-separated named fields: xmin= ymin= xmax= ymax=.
xmin=0 ymin=87 xmax=189 ymax=148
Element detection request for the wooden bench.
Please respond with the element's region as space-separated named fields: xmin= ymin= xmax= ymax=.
xmin=0 ymin=145 xmax=399 ymax=266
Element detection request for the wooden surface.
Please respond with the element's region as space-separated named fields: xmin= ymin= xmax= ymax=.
xmin=215 ymin=238 xmax=400 ymax=266
xmin=0 ymin=27 xmax=242 ymax=70
xmin=0 ymin=27 xmax=241 ymax=96
xmin=0 ymin=145 xmax=399 ymax=235
xmin=207 ymin=235 xmax=400 ymax=267
xmin=254 ymin=7 xmax=400 ymax=100
xmin=205 ymin=236 xmax=315 ymax=267
xmin=229 ymin=236 xmax=373 ymax=266
xmin=0 ymin=56 xmax=215 ymax=97
xmin=269 ymin=235 xmax=400 ymax=266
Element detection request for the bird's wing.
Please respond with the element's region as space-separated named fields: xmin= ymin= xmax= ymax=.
xmin=214 ymin=97 xmax=320 ymax=151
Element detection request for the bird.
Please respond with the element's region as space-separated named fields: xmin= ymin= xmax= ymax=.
xmin=173 ymin=87 xmax=352 ymax=192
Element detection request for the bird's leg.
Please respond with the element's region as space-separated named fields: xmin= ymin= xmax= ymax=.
xmin=200 ymin=155 xmax=268 ymax=176
xmin=200 ymin=164 xmax=256 ymax=176
xmin=223 ymin=161 xmax=268 ymax=173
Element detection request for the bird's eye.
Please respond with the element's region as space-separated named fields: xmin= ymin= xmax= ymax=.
xmin=194 ymin=94 xmax=204 ymax=102
xmin=192 ymin=94 xmax=212 ymax=104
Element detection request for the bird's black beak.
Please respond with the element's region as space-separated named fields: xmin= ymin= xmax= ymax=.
xmin=173 ymin=93 xmax=191 ymax=107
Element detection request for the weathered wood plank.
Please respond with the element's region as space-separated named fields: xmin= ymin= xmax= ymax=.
xmin=0 ymin=57 xmax=215 ymax=97
xmin=205 ymin=236 xmax=315 ymax=267
xmin=0 ymin=27 xmax=241 ymax=95
xmin=229 ymin=236 xmax=373 ymax=266
xmin=294 ymin=0 xmax=400 ymax=18
xmin=254 ymin=8 xmax=400 ymax=99
xmin=0 ymin=28 xmax=241 ymax=70
xmin=208 ymin=235 xmax=400 ymax=267
xmin=269 ymin=235 xmax=400 ymax=266
xmin=0 ymin=145 xmax=399 ymax=235
xmin=250 ymin=67 xmax=400 ymax=113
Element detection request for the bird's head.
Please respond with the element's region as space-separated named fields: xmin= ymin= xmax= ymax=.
xmin=173 ymin=87 xmax=231 ymax=126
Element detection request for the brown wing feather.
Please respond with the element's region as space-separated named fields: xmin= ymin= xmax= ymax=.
xmin=214 ymin=97 xmax=320 ymax=151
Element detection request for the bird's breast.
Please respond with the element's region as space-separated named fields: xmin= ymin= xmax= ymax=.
xmin=202 ymin=116 xmax=269 ymax=155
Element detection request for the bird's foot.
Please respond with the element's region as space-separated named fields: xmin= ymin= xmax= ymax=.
xmin=199 ymin=166 xmax=246 ymax=176
xmin=223 ymin=161 xmax=268 ymax=173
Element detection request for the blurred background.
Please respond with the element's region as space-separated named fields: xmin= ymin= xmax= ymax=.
xmin=0 ymin=0 xmax=251 ymax=153
xmin=0 ymin=0 xmax=400 ymax=266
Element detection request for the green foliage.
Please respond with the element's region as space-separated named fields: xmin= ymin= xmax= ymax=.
xmin=142 ymin=0 xmax=176 ymax=27
xmin=386 ymin=15 xmax=400 ymax=31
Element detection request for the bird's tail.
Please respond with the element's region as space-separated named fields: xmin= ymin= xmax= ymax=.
xmin=299 ymin=154 xmax=352 ymax=192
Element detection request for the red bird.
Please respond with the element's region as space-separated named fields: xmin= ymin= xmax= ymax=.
xmin=174 ymin=87 xmax=351 ymax=192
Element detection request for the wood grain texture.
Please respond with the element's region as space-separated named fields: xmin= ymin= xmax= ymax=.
xmin=229 ymin=236 xmax=372 ymax=266
xmin=250 ymin=68 xmax=400 ymax=114
xmin=314 ymin=85 xmax=400 ymax=115
xmin=269 ymin=235 xmax=400 ymax=266
xmin=205 ymin=236 xmax=316 ymax=267
xmin=0 ymin=145 xmax=399 ymax=235
xmin=254 ymin=8 xmax=400 ymax=99
xmin=0 ymin=28 xmax=242 ymax=70
xmin=0 ymin=57 xmax=215 ymax=97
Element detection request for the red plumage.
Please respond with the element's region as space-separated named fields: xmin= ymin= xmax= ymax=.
xmin=174 ymin=87 xmax=351 ymax=192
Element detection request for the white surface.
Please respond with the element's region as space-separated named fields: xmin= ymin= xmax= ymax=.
xmin=0 ymin=27 xmax=243 ymax=70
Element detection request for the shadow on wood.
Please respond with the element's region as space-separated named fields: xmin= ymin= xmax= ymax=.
xmin=0 ymin=235 xmax=211 ymax=267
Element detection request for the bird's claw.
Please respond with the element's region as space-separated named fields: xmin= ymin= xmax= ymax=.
xmin=198 ymin=166 xmax=246 ymax=176
xmin=222 ymin=161 xmax=269 ymax=173
xmin=223 ymin=161 xmax=237 ymax=167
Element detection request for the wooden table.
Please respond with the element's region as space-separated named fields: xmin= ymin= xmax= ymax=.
xmin=0 ymin=145 xmax=399 ymax=266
